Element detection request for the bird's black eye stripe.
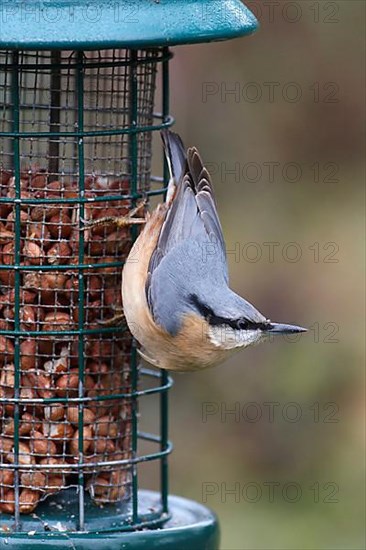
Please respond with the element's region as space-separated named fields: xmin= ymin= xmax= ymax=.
xmin=233 ymin=318 xmax=269 ymax=331
xmin=189 ymin=294 xmax=268 ymax=331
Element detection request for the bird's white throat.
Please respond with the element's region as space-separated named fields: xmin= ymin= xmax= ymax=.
xmin=208 ymin=325 xmax=264 ymax=350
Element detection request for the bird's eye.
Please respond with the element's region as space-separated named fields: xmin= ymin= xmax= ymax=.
xmin=236 ymin=319 xmax=248 ymax=330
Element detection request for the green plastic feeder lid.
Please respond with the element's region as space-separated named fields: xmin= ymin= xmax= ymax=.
xmin=0 ymin=0 xmax=258 ymax=50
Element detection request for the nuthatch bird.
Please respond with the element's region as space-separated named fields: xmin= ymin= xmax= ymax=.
xmin=122 ymin=130 xmax=306 ymax=371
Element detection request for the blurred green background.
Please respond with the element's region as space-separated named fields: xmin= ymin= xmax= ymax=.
xmin=147 ymin=1 xmax=365 ymax=549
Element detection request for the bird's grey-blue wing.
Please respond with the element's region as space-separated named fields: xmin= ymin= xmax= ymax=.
xmin=146 ymin=133 xmax=229 ymax=333
xmin=148 ymin=133 xmax=227 ymax=276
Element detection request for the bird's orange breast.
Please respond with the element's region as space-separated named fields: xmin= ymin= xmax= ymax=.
xmin=122 ymin=205 xmax=232 ymax=371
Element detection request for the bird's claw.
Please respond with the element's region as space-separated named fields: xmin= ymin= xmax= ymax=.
xmin=97 ymin=311 xmax=125 ymax=327
xmin=82 ymin=199 xmax=147 ymax=231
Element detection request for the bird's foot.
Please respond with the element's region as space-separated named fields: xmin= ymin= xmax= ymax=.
xmin=97 ymin=307 xmax=125 ymax=327
xmin=83 ymin=199 xmax=147 ymax=231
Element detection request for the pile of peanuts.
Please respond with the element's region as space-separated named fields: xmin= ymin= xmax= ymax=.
xmin=0 ymin=168 xmax=134 ymax=514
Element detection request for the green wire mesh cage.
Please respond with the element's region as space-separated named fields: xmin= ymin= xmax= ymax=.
xmin=0 ymin=47 xmax=172 ymax=533
xmin=0 ymin=0 xmax=257 ymax=547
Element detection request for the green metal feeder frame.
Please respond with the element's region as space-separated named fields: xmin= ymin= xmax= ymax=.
xmin=0 ymin=1 xmax=258 ymax=548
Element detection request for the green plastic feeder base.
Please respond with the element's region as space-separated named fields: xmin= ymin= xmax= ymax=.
xmin=0 ymin=490 xmax=219 ymax=549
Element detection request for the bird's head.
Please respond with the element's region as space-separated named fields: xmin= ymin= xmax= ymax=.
xmin=207 ymin=317 xmax=307 ymax=351
xmin=190 ymin=293 xmax=306 ymax=351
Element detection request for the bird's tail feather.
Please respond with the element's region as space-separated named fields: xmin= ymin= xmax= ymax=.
xmin=161 ymin=129 xmax=187 ymax=184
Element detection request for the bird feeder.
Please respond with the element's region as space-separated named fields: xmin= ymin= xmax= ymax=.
xmin=0 ymin=1 xmax=258 ymax=548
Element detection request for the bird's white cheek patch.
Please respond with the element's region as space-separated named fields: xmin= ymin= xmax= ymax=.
xmin=208 ymin=326 xmax=262 ymax=349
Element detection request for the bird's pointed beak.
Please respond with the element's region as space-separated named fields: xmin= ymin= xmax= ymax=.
xmin=266 ymin=322 xmax=307 ymax=334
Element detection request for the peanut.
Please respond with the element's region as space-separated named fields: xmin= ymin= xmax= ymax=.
xmin=70 ymin=426 xmax=93 ymax=456
xmin=0 ymin=438 xmax=14 ymax=454
xmin=44 ymin=404 xmax=65 ymax=422
xmin=88 ymin=476 xmax=109 ymax=498
xmin=0 ymin=469 xmax=14 ymax=486
xmin=23 ymin=241 xmax=43 ymax=265
xmin=48 ymin=212 xmax=72 ymax=239
xmin=0 ymin=268 xmax=15 ymax=286
xmin=47 ymin=240 xmax=72 ymax=265
xmin=0 ymin=226 xmax=14 ymax=244
xmin=26 ymin=371 xmax=53 ymax=399
xmin=29 ymin=430 xmax=58 ymax=456
xmin=29 ymin=172 xmax=47 ymax=192
xmin=45 ymin=475 xmax=65 ymax=494
xmin=42 ymin=422 xmax=74 ymax=442
xmin=2 ymin=418 xmax=15 ymax=436
xmin=43 ymin=311 xmax=72 ymax=333
xmin=55 ymin=372 xmax=79 ymax=397
xmin=19 ymin=488 xmax=40 ymax=513
xmin=20 ymin=471 xmax=46 ymax=490
xmin=92 ymin=438 xmax=116 ymax=455
xmin=26 ymin=222 xmax=51 ymax=245
xmin=89 ymin=469 xmax=129 ymax=503
xmin=6 ymin=442 xmax=35 ymax=465
xmin=93 ymin=416 xmax=119 ymax=438
xmin=20 ymin=339 xmax=37 ymax=370
xmin=19 ymin=413 xmax=36 ymax=436
xmin=20 ymin=305 xmax=37 ymax=332
xmin=6 ymin=209 xmax=30 ymax=231
xmin=0 ymin=489 xmax=15 ymax=514
xmin=0 ymin=336 xmax=14 ymax=365
xmin=67 ymin=406 xmax=96 ymax=426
